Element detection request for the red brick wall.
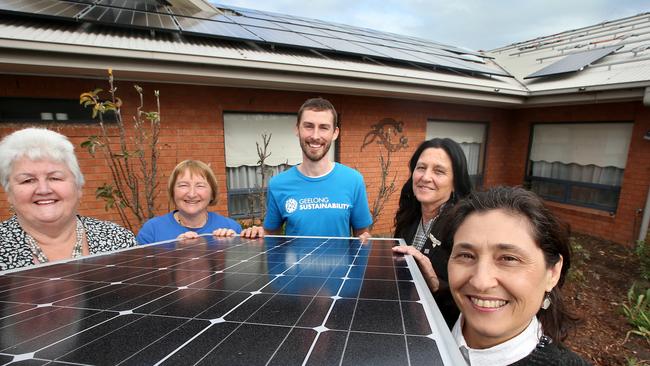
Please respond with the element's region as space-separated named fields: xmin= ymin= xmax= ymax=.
xmin=1 ymin=74 xmax=648 ymax=244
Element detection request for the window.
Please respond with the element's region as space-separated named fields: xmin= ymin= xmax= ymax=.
xmin=426 ymin=121 xmax=487 ymax=188
xmin=223 ymin=112 xmax=334 ymax=219
xmin=0 ymin=97 xmax=116 ymax=123
xmin=526 ymin=123 xmax=633 ymax=212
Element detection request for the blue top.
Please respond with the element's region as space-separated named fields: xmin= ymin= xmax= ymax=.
xmin=264 ymin=163 xmax=373 ymax=237
xmin=136 ymin=211 xmax=242 ymax=244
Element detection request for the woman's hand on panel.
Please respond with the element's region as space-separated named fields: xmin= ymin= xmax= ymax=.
xmin=392 ymin=245 xmax=440 ymax=292
xmin=240 ymin=226 xmax=265 ymax=239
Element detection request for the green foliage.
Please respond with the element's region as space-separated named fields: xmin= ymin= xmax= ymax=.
xmin=626 ymin=356 xmax=649 ymax=366
xmin=620 ymin=283 xmax=650 ymax=344
xmin=80 ymin=135 xmax=102 ymax=156
xmin=635 ymin=240 xmax=650 ymax=280
xmin=567 ymin=237 xmax=591 ymax=285
xmin=95 ymin=183 xmax=125 ymax=211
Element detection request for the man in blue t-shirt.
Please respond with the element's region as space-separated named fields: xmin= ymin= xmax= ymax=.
xmin=241 ymin=97 xmax=372 ymax=239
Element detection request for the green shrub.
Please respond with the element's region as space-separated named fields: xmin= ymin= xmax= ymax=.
xmin=568 ymin=237 xmax=591 ymax=285
xmin=635 ymin=240 xmax=650 ymax=280
xmin=620 ymin=283 xmax=650 ymax=344
xmin=626 ymin=356 xmax=649 ymax=366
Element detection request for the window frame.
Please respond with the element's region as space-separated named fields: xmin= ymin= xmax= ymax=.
xmin=524 ymin=121 xmax=633 ymax=213
xmin=0 ymin=97 xmax=116 ymax=123
xmin=426 ymin=119 xmax=489 ymax=190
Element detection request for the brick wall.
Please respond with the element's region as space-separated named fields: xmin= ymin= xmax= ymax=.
xmin=1 ymin=74 xmax=648 ymax=244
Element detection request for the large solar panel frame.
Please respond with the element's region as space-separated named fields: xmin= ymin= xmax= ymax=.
xmin=0 ymin=235 xmax=465 ymax=365
xmin=0 ymin=0 xmax=510 ymax=78
xmin=524 ymin=44 xmax=623 ymax=79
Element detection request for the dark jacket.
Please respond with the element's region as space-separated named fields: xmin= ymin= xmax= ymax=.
xmin=395 ymin=214 xmax=459 ymax=328
xmin=510 ymin=336 xmax=592 ymax=366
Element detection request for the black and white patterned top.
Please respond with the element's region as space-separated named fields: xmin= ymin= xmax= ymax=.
xmin=0 ymin=215 xmax=138 ymax=271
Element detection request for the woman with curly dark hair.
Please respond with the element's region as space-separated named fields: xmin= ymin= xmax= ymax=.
xmin=393 ymin=138 xmax=472 ymax=327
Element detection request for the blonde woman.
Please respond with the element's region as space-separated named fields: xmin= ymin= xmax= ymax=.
xmin=136 ymin=160 xmax=241 ymax=244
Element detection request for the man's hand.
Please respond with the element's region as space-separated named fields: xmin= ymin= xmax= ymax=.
xmin=177 ymin=231 xmax=200 ymax=241
xmin=358 ymin=231 xmax=371 ymax=244
xmin=392 ymin=245 xmax=440 ymax=292
xmin=212 ymin=228 xmax=237 ymax=237
xmin=353 ymin=227 xmax=371 ymax=243
xmin=241 ymin=226 xmax=265 ymax=238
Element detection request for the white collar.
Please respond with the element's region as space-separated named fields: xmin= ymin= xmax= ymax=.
xmin=298 ymin=162 xmax=336 ymax=178
xmin=451 ymin=314 xmax=542 ymax=366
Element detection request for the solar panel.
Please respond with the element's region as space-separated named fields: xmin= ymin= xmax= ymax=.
xmin=304 ymin=35 xmax=389 ymax=58
xmin=524 ymin=44 xmax=623 ymax=79
xmin=222 ymin=14 xmax=288 ymax=31
xmin=176 ymin=16 xmax=262 ymax=41
xmin=0 ymin=0 xmax=508 ymax=78
xmin=81 ymin=5 xmax=179 ymax=31
xmin=97 ymin=0 xmax=164 ymax=12
xmin=0 ymin=235 xmax=464 ymax=365
xmin=243 ymin=26 xmax=330 ymax=50
xmin=0 ymin=0 xmax=89 ymax=20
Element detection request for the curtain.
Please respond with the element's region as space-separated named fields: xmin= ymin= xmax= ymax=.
xmin=530 ymin=123 xmax=634 ymax=169
xmin=227 ymin=164 xmax=292 ymax=190
xmin=530 ymin=161 xmax=624 ymax=186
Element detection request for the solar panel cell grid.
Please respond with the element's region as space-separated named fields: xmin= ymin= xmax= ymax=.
xmin=177 ymin=16 xmax=260 ymax=40
xmin=0 ymin=236 xmax=461 ymax=365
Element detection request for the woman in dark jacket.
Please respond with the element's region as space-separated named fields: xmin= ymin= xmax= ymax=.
xmin=393 ymin=138 xmax=472 ymax=327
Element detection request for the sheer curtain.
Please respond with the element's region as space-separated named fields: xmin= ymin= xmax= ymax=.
xmin=530 ymin=161 xmax=624 ymax=186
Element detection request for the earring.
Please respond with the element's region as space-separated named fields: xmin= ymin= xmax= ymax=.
xmin=541 ymin=292 xmax=551 ymax=310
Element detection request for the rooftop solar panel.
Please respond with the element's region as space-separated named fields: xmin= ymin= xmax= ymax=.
xmin=0 ymin=235 xmax=464 ymax=365
xmin=177 ymin=16 xmax=262 ymax=41
xmin=81 ymin=5 xmax=179 ymax=31
xmin=243 ymin=26 xmax=331 ymax=50
xmin=0 ymin=0 xmax=89 ymax=20
xmin=0 ymin=0 xmax=507 ymax=78
xmin=97 ymin=0 xmax=164 ymax=12
xmin=222 ymin=14 xmax=288 ymax=30
xmin=524 ymin=44 xmax=623 ymax=79
xmin=305 ymin=35 xmax=389 ymax=58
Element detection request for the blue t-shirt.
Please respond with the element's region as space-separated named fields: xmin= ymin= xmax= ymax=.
xmin=264 ymin=163 xmax=373 ymax=237
xmin=136 ymin=211 xmax=242 ymax=244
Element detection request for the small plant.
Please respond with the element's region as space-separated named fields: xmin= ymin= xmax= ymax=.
xmin=80 ymin=69 xmax=161 ymax=232
xmin=635 ymin=240 xmax=650 ymax=280
xmin=245 ymin=133 xmax=273 ymax=226
xmin=626 ymin=356 xmax=649 ymax=366
xmin=567 ymin=237 xmax=591 ymax=286
xmin=620 ymin=283 xmax=650 ymax=344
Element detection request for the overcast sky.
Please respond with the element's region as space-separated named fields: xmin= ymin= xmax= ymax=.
xmin=215 ymin=0 xmax=649 ymax=51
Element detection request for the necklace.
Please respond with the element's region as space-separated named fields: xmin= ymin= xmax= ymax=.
xmin=24 ymin=217 xmax=84 ymax=264
xmin=175 ymin=212 xmax=208 ymax=228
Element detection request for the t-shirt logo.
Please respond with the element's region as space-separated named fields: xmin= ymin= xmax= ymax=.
xmin=285 ymin=198 xmax=298 ymax=214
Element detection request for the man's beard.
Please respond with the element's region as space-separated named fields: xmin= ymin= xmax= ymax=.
xmin=300 ymin=138 xmax=332 ymax=162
